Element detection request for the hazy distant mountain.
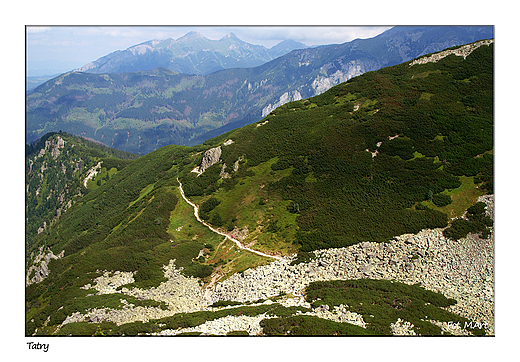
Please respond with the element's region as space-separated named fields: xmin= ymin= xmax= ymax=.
xmin=75 ymin=31 xmax=308 ymax=75
xmin=266 ymin=39 xmax=309 ymax=58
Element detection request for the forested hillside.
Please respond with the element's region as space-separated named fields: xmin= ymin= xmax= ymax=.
xmin=26 ymin=132 xmax=139 ymax=252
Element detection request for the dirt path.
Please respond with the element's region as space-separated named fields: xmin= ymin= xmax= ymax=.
xmin=177 ymin=178 xmax=283 ymax=261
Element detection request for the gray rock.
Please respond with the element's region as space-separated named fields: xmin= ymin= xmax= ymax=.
xmin=199 ymin=146 xmax=222 ymax=173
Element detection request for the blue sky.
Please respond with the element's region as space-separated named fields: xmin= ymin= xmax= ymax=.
xmin=26 ymin=26 xmax=391 ymax=76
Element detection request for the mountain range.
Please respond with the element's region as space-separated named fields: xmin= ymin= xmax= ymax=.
xmin=26 ymin=26 xmax=493 ymax=154
xmin=26 ymin=39 xmax=494 ymax=336
xmin=75 ymin=31 xmax=308 ymax=75
xmin=26 ymin=33 xmax=307 ymax=92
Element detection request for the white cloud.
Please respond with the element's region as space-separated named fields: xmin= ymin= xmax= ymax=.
xmin=223 ymin=26 xmax=391 ymax=47
xmin=78 ymin=27 xmax=147 ymax=38
xmin=26 ymin=26 xmax=52 ymax=33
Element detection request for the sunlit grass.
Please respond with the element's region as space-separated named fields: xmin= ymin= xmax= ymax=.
xmin=422 ymin=176 xmax=486 ymax=219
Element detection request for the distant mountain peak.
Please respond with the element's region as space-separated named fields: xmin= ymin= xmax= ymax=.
xmin=268 ymin=39 xmax=308 ymax=58
xmin=221 ymin=32 xmax=239 ymax=40
xmin=177 ymin=31 xmax=205 ymax=43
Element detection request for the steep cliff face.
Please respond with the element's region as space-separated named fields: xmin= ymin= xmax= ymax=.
xmin=262 ymin=91 xmax=303 ymax=117
xmin=26 ymin=134 xmax=85 ymax=247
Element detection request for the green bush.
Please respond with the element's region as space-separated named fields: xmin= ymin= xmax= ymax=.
xmin=415 ymin=203 xmax=428 ymax=210
xmin=443 ymin=219 xmax=476 ymax=241
xmin=443 ymin=201 xmax=493 ymax=241
xmin=56 ymin=322 xmax=100 ymax=336
xmin=467 ymin=201 xmax=486 ymax=215
xmin=183 ymin=263 xmax=213 ymax=279
xmin=302 ymin=279 xmax=481 ymax=335
xmin=227 ymin=330 xmax=249 ymax=336
xmin=290 ymin=251 xmax=316 ymax=265
xmin=199 ymin=197 xmax=221 ymax=220
xmin=211 ymin=300 xmax=242 ymax=308
xmin=379 ymin=137 xmax=415 ymax=160
xmin=210 ymin=213 xmax=224 ymax=228
xmin=267 ymin=219 xmax=281 ymax=233
xmin=260 ymin=315 xmax=372 ymax=336
xmin=432 ymin=193 xmax=452 ymax=207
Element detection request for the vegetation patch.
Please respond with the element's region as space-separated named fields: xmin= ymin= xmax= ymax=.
xmin=303 ymin=279 xmax=484 ymax=335
xmin=443 ymin=201 xmax=493 ymax=241
xmin=424 ymin=176 xmax=486 ymax=219
xmin=260 ymin=315 xmax=371 ymax=336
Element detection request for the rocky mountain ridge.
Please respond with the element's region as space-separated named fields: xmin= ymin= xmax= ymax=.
xmin=75 ymin=31 xmax=308 ymax=76
xmin=25 ymin=132 xmax=138 ymax=251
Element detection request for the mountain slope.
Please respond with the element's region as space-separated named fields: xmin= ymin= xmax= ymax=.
xmin=26 ymin=41 xmax=493 ymax=336
xmin=76 ymin=31 xmax=308 ymax=75
xmin=26 ymin=26 xmax=493 ymax=153
xmin=25 ymin=132 xmax=139 ymax=253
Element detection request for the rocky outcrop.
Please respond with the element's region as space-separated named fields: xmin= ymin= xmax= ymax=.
xmin=220 ymin=164 xmax=230 ymax=179
xmin=195 ymin=142 xmax=239 ymax=176
xmin=409 ymin=39 xmax=493 ymax=67
xmin=34 ymin=136 xmax=67 ymax=160
xmin=391 ymin=318 xmax=417 ymax=335
xmin=194 ymin=146 xmax=222 ymax=175
xmin=310 ymin=59 xmax=382 ymax=96
xmin=83 ymin=161 xmax=102 ymax=187
xmin=50 ymin=136 xmax=66 ymax=159
xmin=81 ymin=270 xmax=136 ymax=295
xmin=262 ymin=91 xmax=302 ymax=117
xmin=26 ymin=247 xmax=64 ymax=286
